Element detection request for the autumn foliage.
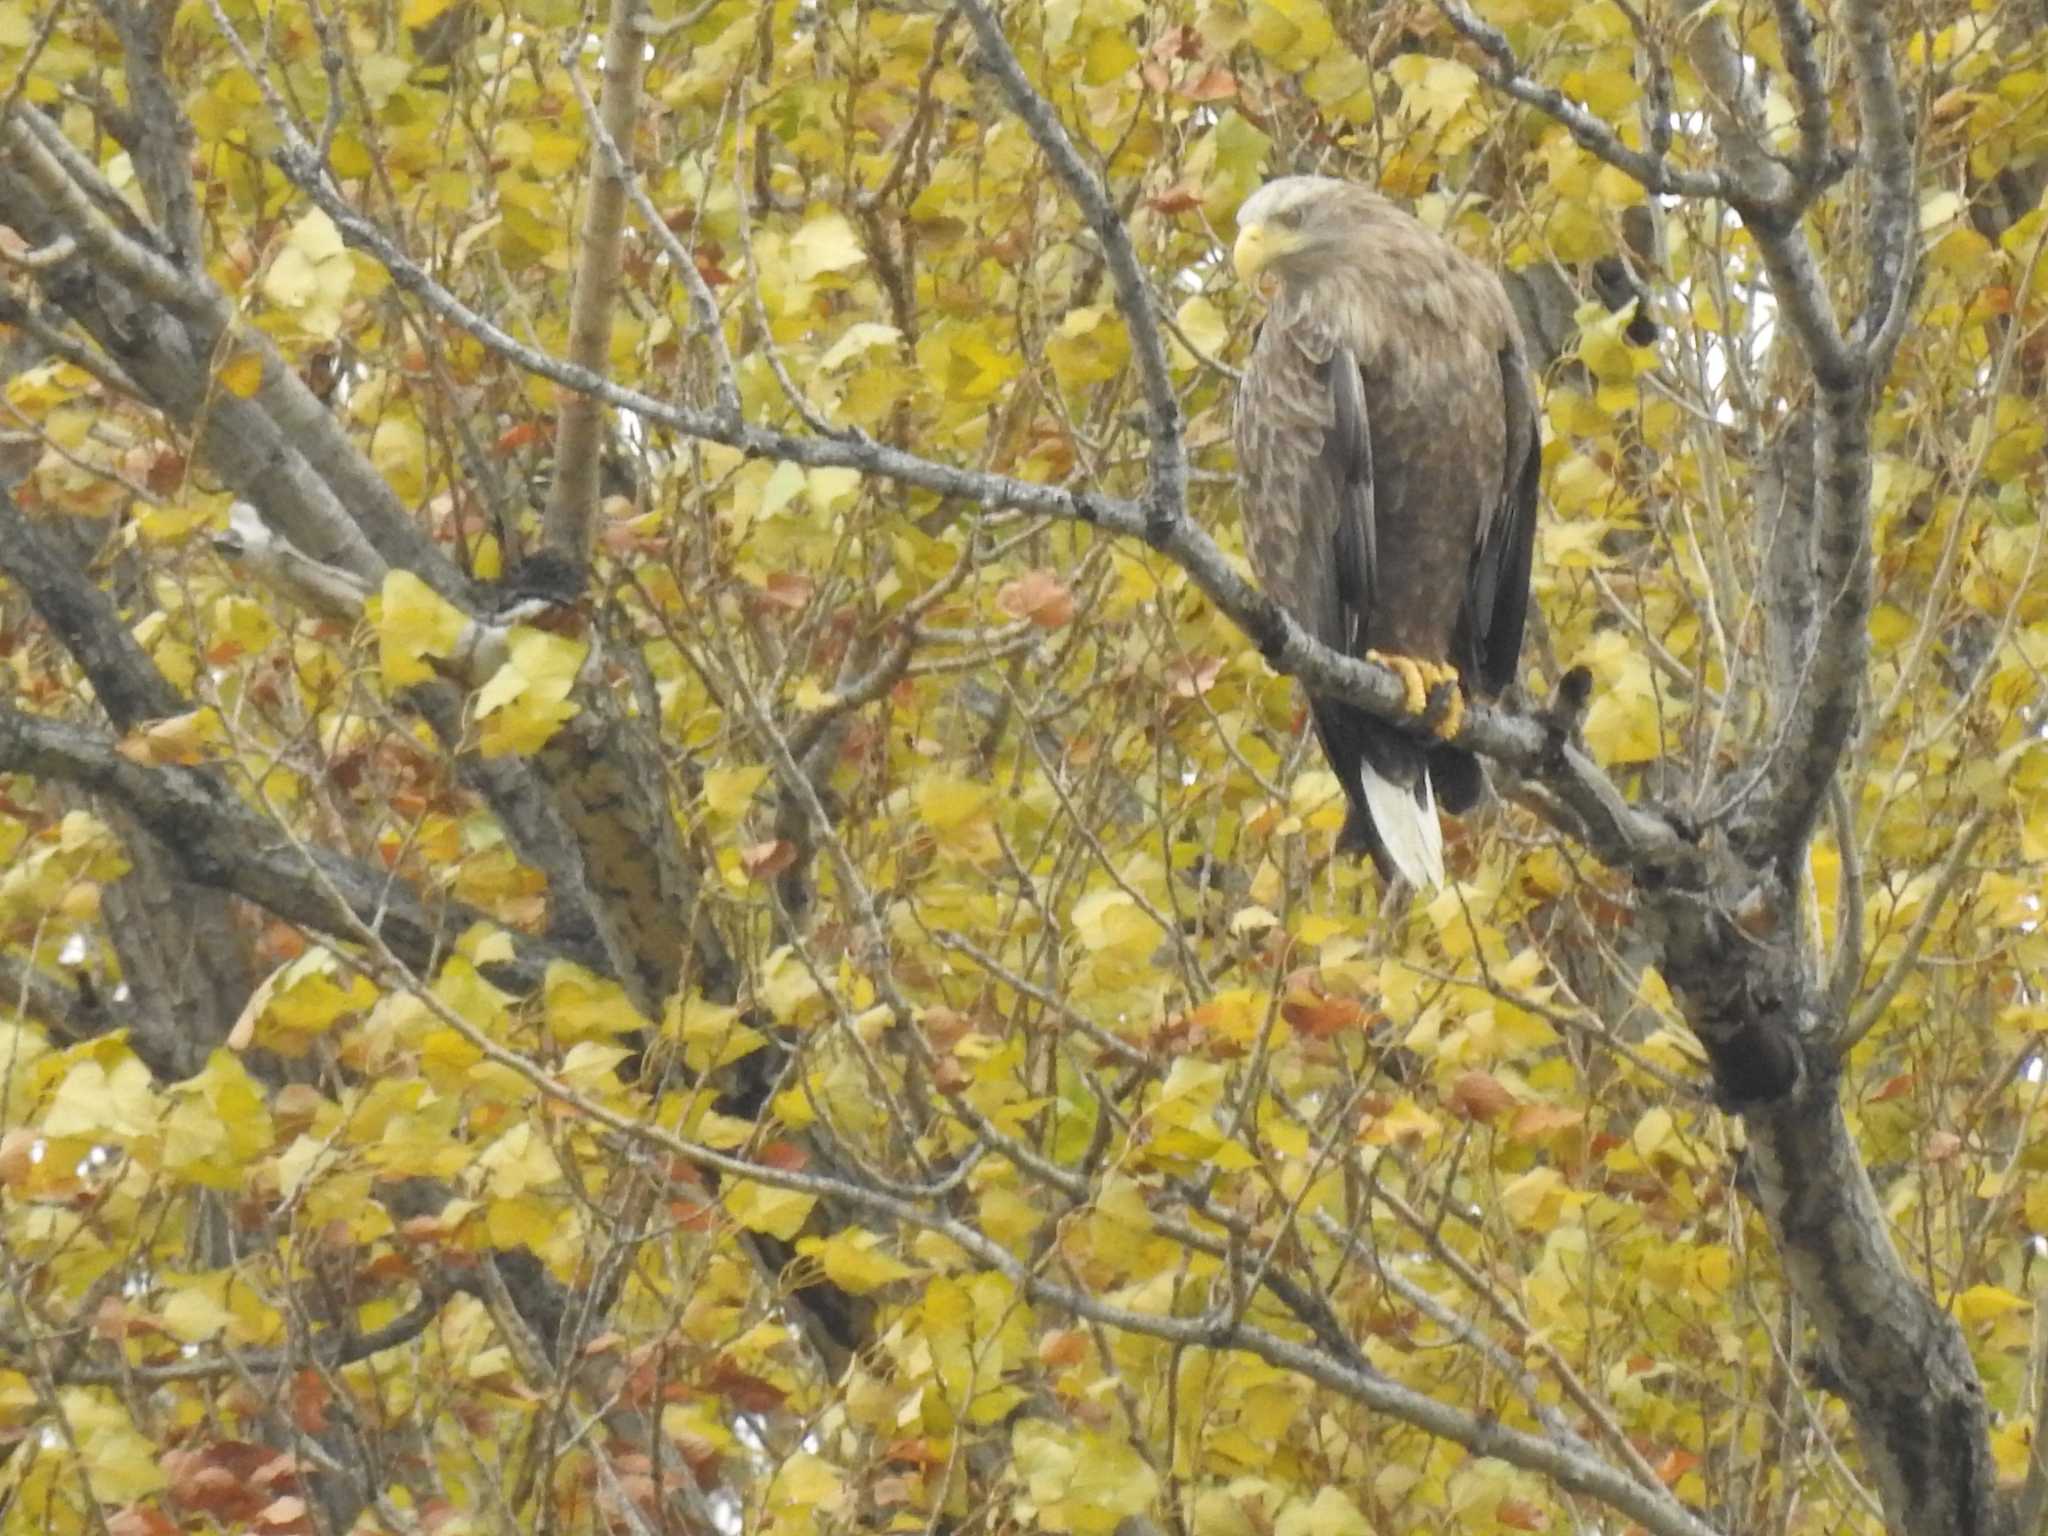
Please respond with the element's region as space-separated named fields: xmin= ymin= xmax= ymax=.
xmin=0 ymin=0 xmax=2045 ymax=1533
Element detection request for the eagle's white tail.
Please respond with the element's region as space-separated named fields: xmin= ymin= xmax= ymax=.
xmin=1360 ymin=763 xmax=1445 ymax=890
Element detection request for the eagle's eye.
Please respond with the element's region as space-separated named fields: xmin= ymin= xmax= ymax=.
xmin=1275 ymin=204 xmax=1307 ymax=229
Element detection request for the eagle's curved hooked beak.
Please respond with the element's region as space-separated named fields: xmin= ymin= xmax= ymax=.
xmin=1232 ymin=222 xmax=1296 ymax=297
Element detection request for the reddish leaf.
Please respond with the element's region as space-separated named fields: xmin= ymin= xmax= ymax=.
xmin=491 ymin=421 xmax=548 ymax=456
xmin=1508 ymin=1103 xmax=1585 ymax=1141
xmin=1282 ymin=987 xmax=1365 ymax=1039
xmin=1148 ymin=183 xmax=1203 ymax=215
xmin=740 ymin=839 xmax=798 ymax=880
xmin=1495 ymin=1499 xmax=1549 ymax=1530
xmin=756 ymin=1140 xmax=808 ymax=1173
xmin=1181 ymin=66 xmax=1238 ymax=101
xmin=997 ymin=569 xmax=1075 ymax=629
xmin=1449 ymin=1070 xmax=1518 ymax=1123
xmin=756 ymin=571 xmax=814 ymax=612
xmin=288 ymin=1371 xmax=331 ymax=1434
xmin=1655 ymin=1447 xmax=1700 ymax=1485
xmin=1039 ymin=1330 xmax=1088 ymax=1368
xmin=1168 ymin=654 xmax=1225 ymax=698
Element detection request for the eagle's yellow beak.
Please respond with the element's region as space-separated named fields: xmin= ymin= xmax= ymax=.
xmin=1232 ymin=222 xmax=1297 ymax=294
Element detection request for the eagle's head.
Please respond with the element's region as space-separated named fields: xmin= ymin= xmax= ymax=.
xmin=1232 ymin=175 xmax=1381 ymax=294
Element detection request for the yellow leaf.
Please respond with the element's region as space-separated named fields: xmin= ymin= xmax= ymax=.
xmin=42 ymin=1056 xmax=157 ymax=1142
xmin=1011 ymin=1418 xmax=1160 ymax=1534
xmin=789 ymin=212 xmax=865 ymax=280
xmin=1172 ymin=296 xmax=1230 ymax=366
xmin=1083 ymin=27 xmax=1137 ymax=85
xmin=116 ymin=706 xmax=229 ymax=767
xmin=771 ymin=1452 xmax=845 ymax=1512
xmin=486 ymin=1195 xmax=559 ymax=1251
xmin=724 ymin=1179 xmax=817 ymax=1240
xmin=260 ymin=209 xmax=355 ymax=338
xmin=475 ymin=627 xmax=587 ymax=757
xmin=543 ymin=960 xmax=652 ymax=1043
xmin=1245 ymin=0 xmax=1335 ymax=69
xmin=475 ymin=1122 xmax=563 ymax=1199
xmin=795 ymin=1230 xmax=921 ymax=1293
xmin=376 ymin=569 xmax=469 ymax=688
xmin=1282 ymin=1487 xmax=1371 ymax=1536
xmin=702 ymin=764 xmax=771 ymax=819
xmin=1991 ymin=1418 xmax=2033 ymax=1487
xmin=1632 ymin=1105 xmax=1676 ymax=1158
xmin=60 ymin=1389 xmax=165 ymax=1502
xmin=917 ymin=774 xmax=993 ymax=830
xmin=1920 ymin=189 xmax=1964 ymax=233
xmin=757 ymin=945 xmax=828 ymax=1027
xmin=1072 ymin=889 xmax=1163 ymax=956
xmin=218 ymin=349 xmax=265 ymax=398
xmin=1045 ymin=305 xmax=1131 ymax=390
xmin=1501 ymin=1165 xmax=1575 ymax=1230
xmin=1956 ymin=1283 xmax=2029 ymax=1323
xmin=819 ymin=322 xmax=902 ymax=370
xmin=159 ymin=1282 xmax=235 ymax=1343
xmin=664 ymin=992 xmax=769 ymax=1072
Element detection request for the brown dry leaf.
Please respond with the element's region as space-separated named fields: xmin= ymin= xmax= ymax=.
xmin=996 ymin=569 xmax=1075 ymax=629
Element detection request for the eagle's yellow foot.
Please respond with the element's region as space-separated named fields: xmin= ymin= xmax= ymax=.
xmin=1364 ymin=652 xmax=1464 ymax=739
xmin=1364 ymin=650 xmax=1430 ymax=716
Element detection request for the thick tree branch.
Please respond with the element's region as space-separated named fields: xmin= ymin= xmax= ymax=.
xmin=0 ymin=953 xmax=123 ymax=1045
xmin=0 ymin=488 xmax=182 ymax=730
xmin=97 ymin=0 xmax=203 ymax=262
xmin=559 ymin=31 xmax=740 ymax=424
xmin=1 ymin=120 xmax=462 ymax=598
xmin=542 ymin=0 xmax=648 ymax=567
xmin=1837 ymin=0 xmax=1918 ymax=371
xmin=0 ymin=705 xmax=564 ymax=992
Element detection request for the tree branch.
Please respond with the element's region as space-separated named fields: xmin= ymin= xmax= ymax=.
xmin=0 ymin=488 xmax=182 ymax=730
xmin=1435 ymin=0 xmax=1735 ymax=201
xmin=0 ymin=705 xmax=565 ymax=992
xmin=954 ymin=0 xmax=1187 ymax=536
xmin=1837 ymin=0 xmax=1919 ymax=370
xmin=542 ymin=0 xmax=648 ymax=567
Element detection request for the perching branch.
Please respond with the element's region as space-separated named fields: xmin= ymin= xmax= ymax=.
xmin=0 ymin=489 xmax=183 ymax=731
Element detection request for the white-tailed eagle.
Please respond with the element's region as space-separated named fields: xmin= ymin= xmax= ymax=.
xmin=1232 ymin=176 xmax=1541 ymax=888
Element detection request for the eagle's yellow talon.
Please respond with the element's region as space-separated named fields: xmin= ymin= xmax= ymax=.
xmin=1363 ymin=650 xmax=1430 ymax=716
xmin=1427 ymin=680 xmax=1465 ymax=740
